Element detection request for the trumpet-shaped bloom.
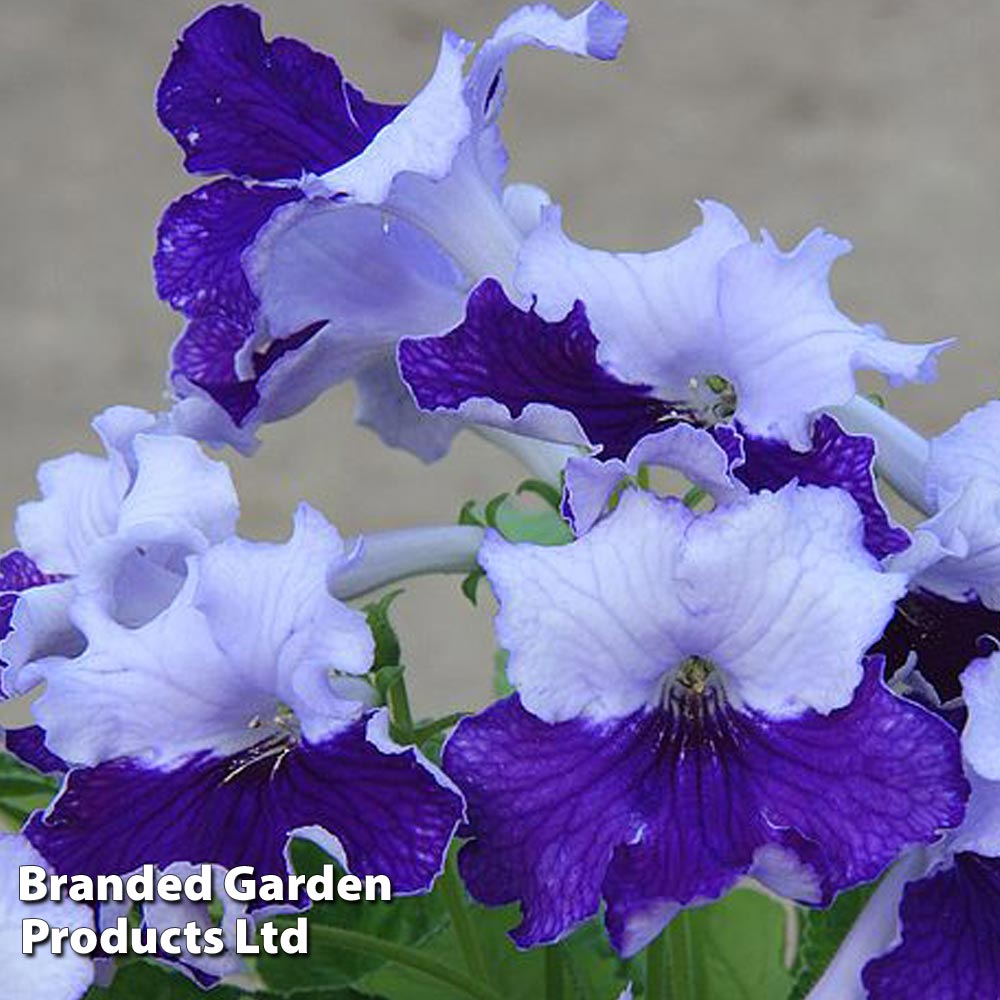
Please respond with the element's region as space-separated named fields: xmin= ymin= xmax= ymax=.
xmin=0 ymin=834 xmax=94 ymax=1000
xmin=444 ymin=487 xmax=965 ymax=954
xmin=891 ymin=401 xmax=1000 ymax=611
xmin=0 ymin=407 xmax=238 ymax=697
xmin=156 ymin=3 xmax=626 ymax=458
xmin=25 ymin=505 xmax=463 ymax=902
xmin=810 ymin=651 xmax=1000 ymax=1000
xmin=401 ymin=206 xmax=946 ymax=460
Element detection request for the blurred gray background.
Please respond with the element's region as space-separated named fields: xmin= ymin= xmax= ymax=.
xmin=1 ymin=0 xmax=998 ymax=717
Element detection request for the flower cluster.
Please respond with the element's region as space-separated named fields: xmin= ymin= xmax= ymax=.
xmin=2 ymin=4 xmax=998 ymax=1000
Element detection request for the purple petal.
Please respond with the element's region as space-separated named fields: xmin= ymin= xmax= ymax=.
xmin=863 ymin=852 xmax=1000 ymax=1000
xmin=4 ymin=726 xmax=66 ymax=775
xmin=156 ymin=178 xmax=301 ymax=325
xmin=735 ymin=415 xmax=909 ymax=559
xmin=157 ymin=5 xmax=402 ymax=181
xmin=399 ymin=279 xmax=672 ymax=459
xmin=603 ymin=658 xmax=967 ymax=954
xmin=172 ymin=318 xmax=325 ymax=427
xmin=27 ymin=715 xmax=462 ymax=907
xmin=446 ymin=662 xmax=966 ymax=955
xmin=443 ymin=696 xmax=645 ymax=948
xmin=0 ymin=550 xmax=56 ymax=594
xmin=871 ymin=587 xmax=1000 ymax=705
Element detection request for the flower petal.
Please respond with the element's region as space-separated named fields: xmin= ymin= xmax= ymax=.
xmin=0 ymin=834 xmax=94 ymax=1000
xmin=316 ymin=3 xmax=626 ymax=206
xmin=602 ymin=662 xmax=966 ymax=954
xmin=444 ymin=696 xmax=646 ymax=948
xmin=862 ymin=853 xmax=1000 ymax=1000
xmin=482 ymin=486 xmax=904 ymax=723
xmin=156 ymin=179 xmax=301 ymax=326
xmin=517 ymin=203 xmax=947 ymax=447
xmin=562 ymin=423 xmax=746 ymax=535
xmin=871 ymin=587 xmax=1000 ymax=705
xmin=399 ymin=278 xmax=668 ymax=457
xmin=353 ymin=358 xmax=462 ymax=463
xmin=157 ymin=5 xmax=402 ymax=181
xmin=446 ymin=665 xmax=965 ymax=955
xmin=926 ymin=400 xmax=1000 ymax=509
xmin=736 ymin=414 xmax=909 ymax=559
xmin=27 ymin=714 xmax=463 ymax=908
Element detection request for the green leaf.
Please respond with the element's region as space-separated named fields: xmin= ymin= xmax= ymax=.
xmin=0 ymin=749 xmax=58 ymax=830
xmin=460 ymin=568 xmax=486 ymax=606
xmin=256 ymin=840 xmax=448 ymax=995
xmin=363 ymin=589 xmax=404 ymax=670
xmin=789 ymin=883 xmax=876 ymax=1000
xmin=484 ymin=493 xmax=510 ymax=528
xmin=492 ymin=650 xmax=513 ymax=698
xmin=83 ymin=959 xmax=361 ymax=999
xmin=373 ymin=664 xmax=405 ymax=703
xmin=458 ymin=500 xmax=486 ymax=527
xmin=359 ymin=905 xmax=630 ymax=1000
xmin=672 ymin=889 xmax=793 ymax=1000
xmin=516 ymin=479 xmax=562 ymax=511
xmin=494 ymin=495 xmax=572 ymax=547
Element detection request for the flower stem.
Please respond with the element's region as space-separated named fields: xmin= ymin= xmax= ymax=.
xmin=309 ymin=923 xmax=501 ymax=1000
xmin=645 ymin=930 xmax=667 ymax=1000
xmin=545 ymin=944 xmax=565 ymax=1000
xmin=441 ymin=851 xmax=489 ymax=984
xmin=332 ymin=525 xmax=484 ymax=601
xmin=387 ymin=670 xmax=415 ymax=744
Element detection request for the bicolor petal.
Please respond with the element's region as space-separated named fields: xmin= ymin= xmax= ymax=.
xmin=27 ymin=713 xmax=463 ymax=911
xmin=446 ymin=666 xmax=965 ymax=954
xmin=481 ymin=487 xmax=905 ymax=723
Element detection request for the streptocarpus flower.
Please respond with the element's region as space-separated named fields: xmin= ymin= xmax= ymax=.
xmin=809 ymin=650 xmax=1000 ymax=1000
xmin=0 ymin=834 xmax=94 ymax=1000
xmin=156 ymin=2 xmax=626 ymax=458
xmin=888 ymin=400 xmax=1000 ymax=609
xmin=25 ymin=504 xmax=463 ymax=903
xmin=0 ymin=406 xmax=238 ymax=697
xmin=845 ymin=398 xmax=1000 ymax=700
xmin=444 ymin=486 xmax=967 ymax=955
xmin=399 ymin=203 xmax=948 ymax=456
xmin=559 ymin=412 xmax=908 ymax=559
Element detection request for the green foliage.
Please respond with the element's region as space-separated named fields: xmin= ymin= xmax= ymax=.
xmin=0 ymin=747 xmax=58 ymax=829
xmin=363 ymin=589 xmax=405 ymax=671
xmin=457 ymin=480 xmax=572 ymax=606
xmin=671 ymin=890 xmax=793 ymax=1000
xmin=359 ymin=904 xmax=633 ymax=1000
xmin=256 ymin=841 xmax=447 ymax=995
xmin=789 ymin=883 xmax=876 ymax=1000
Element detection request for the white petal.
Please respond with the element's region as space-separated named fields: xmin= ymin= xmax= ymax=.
xmin=483 ymin=485 xmax=903 ymax=724
xmin=191 ymin=504 xmax=374 ymax=743
xmin=926 ymin=400 xmax=1000 ymax=509
xmin=960 ymin=652 xmax=1000 ymax=781
xmin=0 ymin=834 xmax=94 ymax=1000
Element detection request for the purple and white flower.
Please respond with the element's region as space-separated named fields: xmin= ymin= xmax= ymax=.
xmin=444 ymin=486 xmax=967 ymax=955
xmin=809 ymin=650 xmax=1000 ymax=1000
xmin=0 ymin=406 xmax=238 ymax=698
xmin=156 ymin=2 xmax=627 ymax=459
xmin=841 ymin=398 xmax=1000 ymax=702
xmin=399 ymin=203 xmax=947 ymax=459
xmin=0 ymin=834 xmax=94 ymax=1000
xmin=24 ymin=503 xmax=463 ymax=902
